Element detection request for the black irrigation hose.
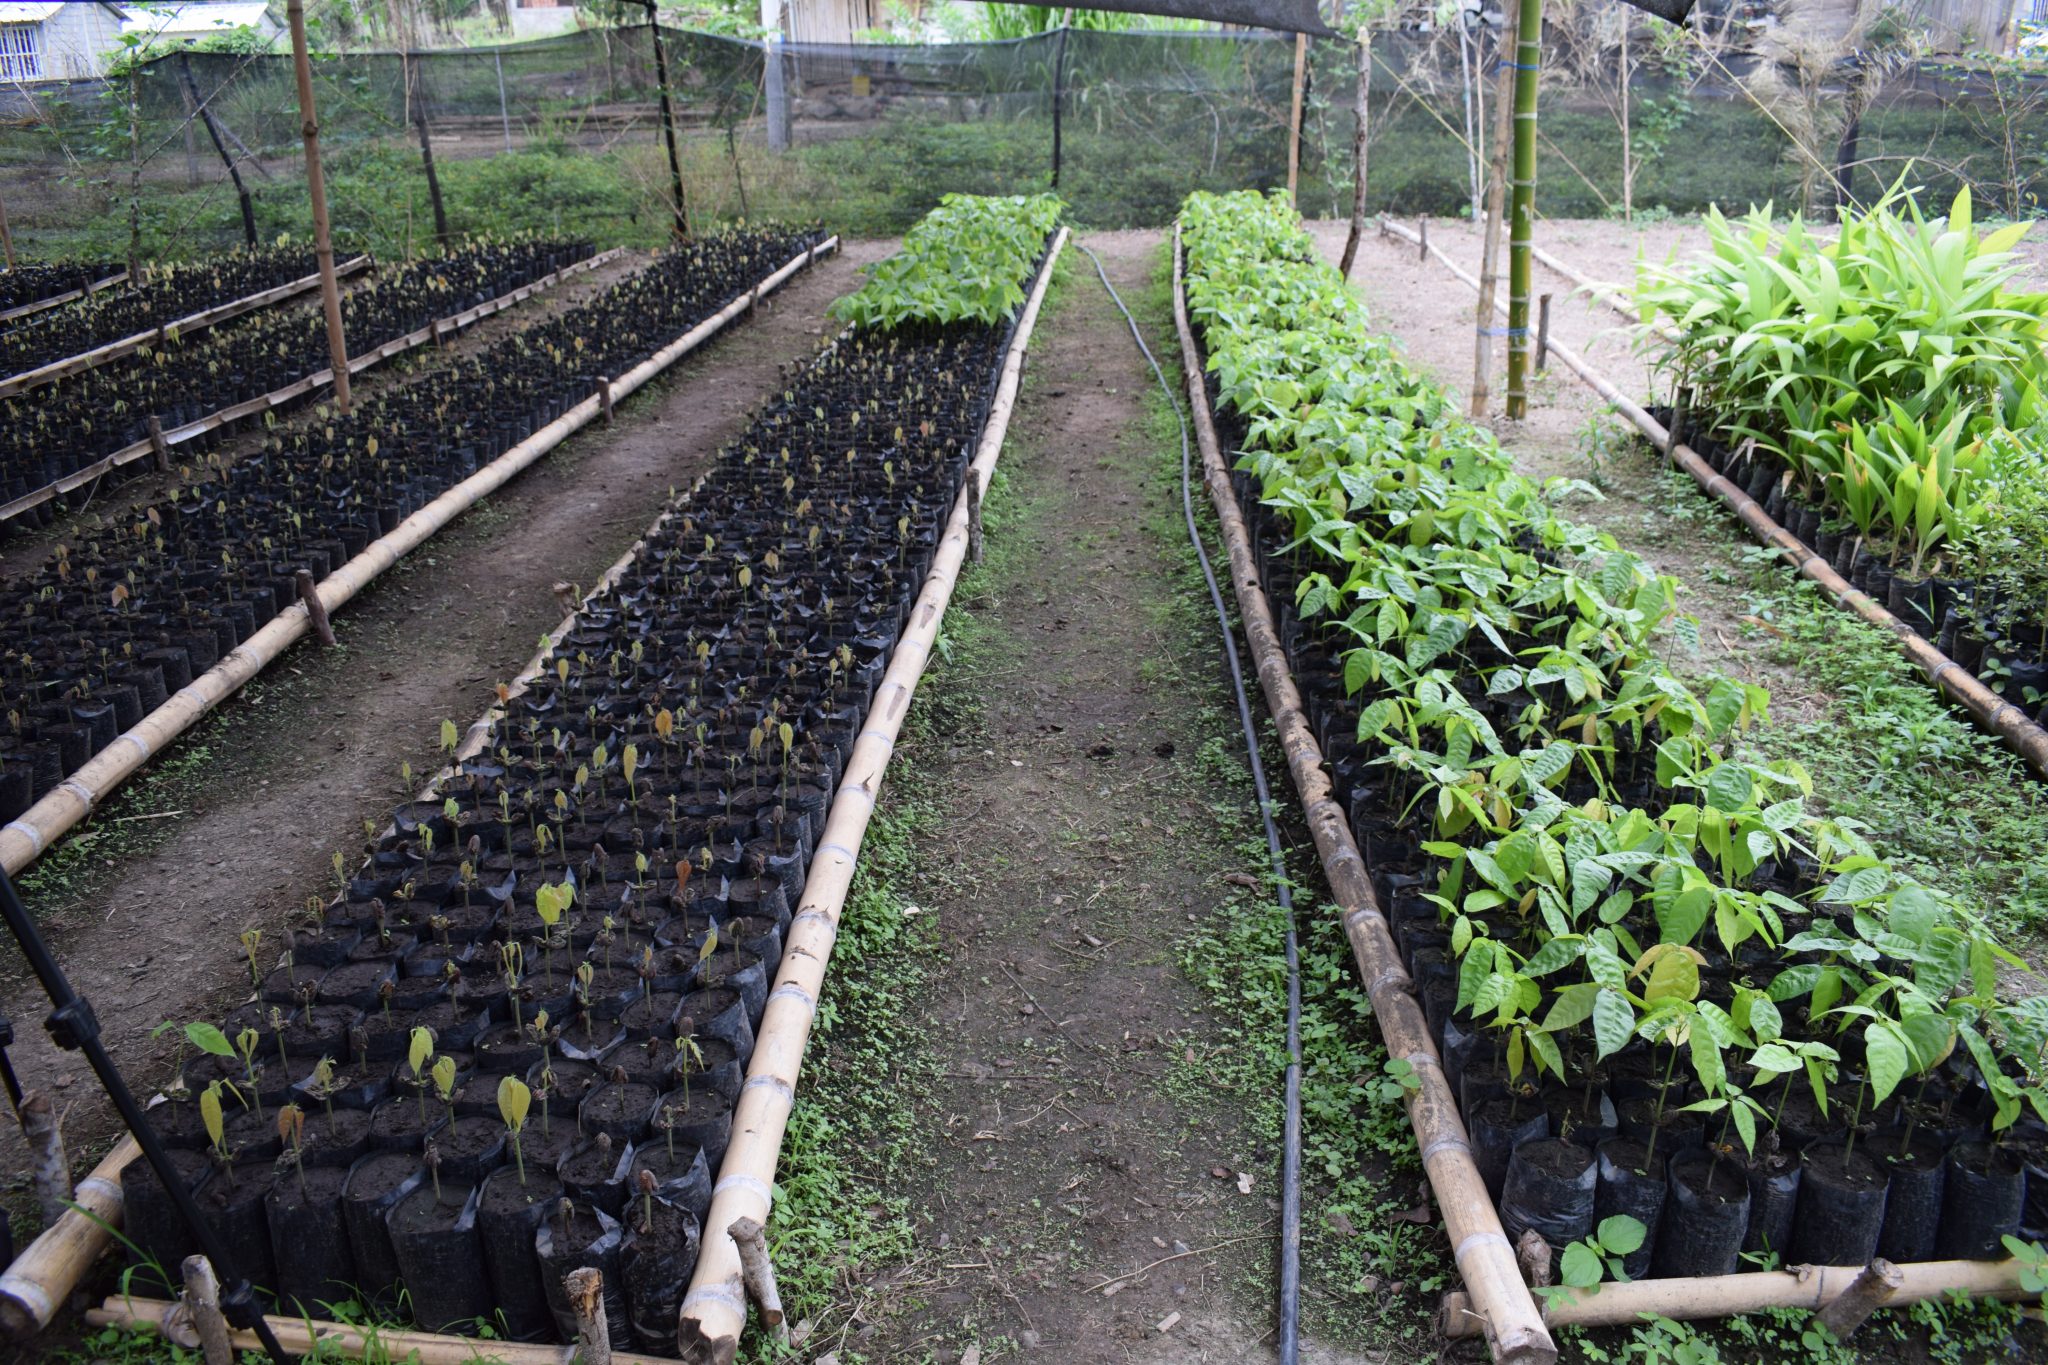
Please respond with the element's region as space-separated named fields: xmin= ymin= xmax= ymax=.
xmin=1076 ymin=242 xmax=1303 ymax=1364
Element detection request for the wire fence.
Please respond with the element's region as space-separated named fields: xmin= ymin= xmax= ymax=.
xmin=2 ymin=25 xmax=2047 ymax=261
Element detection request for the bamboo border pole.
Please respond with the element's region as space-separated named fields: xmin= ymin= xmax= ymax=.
xmin=0 ymin=1137 xmax=132 ymax=1339
xmin=0 ymin=236 xmax=836 ymax=880
xmin=1376 ymin=215 xmax=2048 ymax=781
xmin=0 ymin=271 xmax=131 ymax=327
xmin=1438 ymin=1258 xmax=2032 ymax=1336
xmin=0 ymin=247 xmax=623 ymax=528
xmin=674 ymin=226 xmax=1070 ymax=1365
xmin=1171 ymin=225 xmax=1555 ymax=1365
xmin=0 ymin=257 xmax=371 ymax=399
xmin=84 ymin=1295 xmax=680 ymax=1365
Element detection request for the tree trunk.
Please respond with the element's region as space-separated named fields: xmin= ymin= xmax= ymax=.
xmin=1833 ymin=59 xmax=1868 ymax=214
xmin=408 ymin=59 xmax=451 ymax=245
xmin=179 ymin=55 xmax=256 ymax=247
xmin=1338 ymin=28 xmax=1371 ymax=278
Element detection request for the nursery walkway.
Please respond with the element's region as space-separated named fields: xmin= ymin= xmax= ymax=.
xmin=0 ymin=240 xmax=890 ymax=1205
xmin=846 ymin=233 xmax=1384 ymax=1364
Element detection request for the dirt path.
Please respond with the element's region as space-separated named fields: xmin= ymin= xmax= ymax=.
xmin=0 ymin=240 xmax=889 ymax=1223
xmin=846 ymin=232 xmax=1383 ymax=1365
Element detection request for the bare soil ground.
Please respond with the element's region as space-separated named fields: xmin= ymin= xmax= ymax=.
xmin=845 ymin=233 xmax=1383 ymax=1365
xmin=0 ymin=239 xmax=889 ymax=1266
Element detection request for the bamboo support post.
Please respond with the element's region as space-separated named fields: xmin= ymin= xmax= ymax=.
xmin=1438 ymin=1258 xmax=2031 ymax=1337
xmin=0 ymin=1135 xmax=133 ymax=1339
xmin=0 ymin=237 xmax=836 ymax=882
xmin=20 ymin=1094 xmax=69 ymax=1228
xmin=1169 ymin=227 xmax=1555 ymax=1365
xmin=566 ymin=1267 xmax=613 ymax=1365
xmin=295 ymin=570 xmax=335 ymax=646
xmin=673 ymin=226 xmax=1069 ymax=1365
xmin=86 ymin=1295 xmax=680 ymax=1365
xmin=1815 ymin=1259 xmax=1904 ymax=1339
xmin=1470 ymin=4 xmax=1517 ymax=418
xmin=728 ymin=1216 xmax=787 ymax=1344
xmin=1502 ymin=0 xmax=1543 ymax=420
xmin=286 ymin=0 xmax=352 ymax=413
xmin=1376 ymin=214 xmax=2048 ymax=782
xmin=179 ymin=1257 xmax=234 ymax=1365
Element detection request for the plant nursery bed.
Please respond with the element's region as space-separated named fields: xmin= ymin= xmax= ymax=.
xmin=0 ymin=263 xmax=129 ymax=328
xmin=1175 ymin=192 xmax=2046 ymax=1353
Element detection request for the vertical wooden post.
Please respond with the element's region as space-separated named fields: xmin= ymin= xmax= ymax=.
xmin=295 ymin=570 xmax=335 ymax=646
xmin=646 ymin=8 xmax=690 ymax=240
xmin=1050 ymin=25 xmax=1069 ymax=189
xmin=1469 ymin=5 xmax=1518 ymax=419
xmin=407 ymin=56 xmax=451 ymax=246
xmin=1535 ymin=292 xmax=1550 ymax=371
xmin=0 ymin=188 xmax=13 ymax=269
xmin=147 ymin=416 xmax=171 ymax=472
xmin=21 ymin=1093 xmax=69 ymax=1228
xmin=1418 ymin=214 xmax=1427 ymax=260
xmin=565 ymin=1267 xmax=612 ymax=1365
xmin=179 ymin=55 xmax=257 ymax=248
xmin=287 ymin=0 xmax=352 ymax=413
xmin=729 ymin=1216 xmax=789 ymax=1344
xmin=1286 ymin=32 xmax=1308 ymax=201
xmin=967 ymin=472 xmax=984 ymax=563
xmin=179 ymin=1256 xmax=234 ymax=1365
xmin=1338 ymin=26 xmax=1371 ymax=278
xmin=494 ymin=50 xmax=514 ymax=152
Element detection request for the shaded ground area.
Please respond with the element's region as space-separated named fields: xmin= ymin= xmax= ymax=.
xmin=0 ymin=239 xmax=889 ymax=1260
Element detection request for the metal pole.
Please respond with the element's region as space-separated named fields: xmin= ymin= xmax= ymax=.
xmin=646 ymin=12 xmax=689 ymax=239
xmin=287 ymin=0 xmax=352 ymax=412
xmin=764 ymin=31 xmax=790 ymax=151
xmin=0 ymin=864 xmax=292 ymax=1365
xmin=495 ymin=50 xmax=514 ymax=152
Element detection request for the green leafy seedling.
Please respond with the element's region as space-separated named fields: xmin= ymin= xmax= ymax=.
xmin=1541 ymin=1215 xmax=1647 ymax=1308
xmin=499 ymin=1076 xmax=532 ymax=1186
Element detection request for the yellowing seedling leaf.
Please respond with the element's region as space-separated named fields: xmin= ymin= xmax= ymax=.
xmin=498 ymin=1076 xmax=532 ymax=1135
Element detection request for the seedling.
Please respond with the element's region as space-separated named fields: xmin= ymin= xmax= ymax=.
xmin=199 ymin=1078 xmax=242 ymax=1182
xmin=408 ymin=1026 xmax=435 ymax=1123
xmin=239 ymin=928 xmax=263 ymax=987
xmin=432 ymin=1055 xmax=458 ymax=1128
xmin=635 ymin=1166 xmax=657 ymax=1236
xmin=1539 ymin=1215 xmax=1647 ymax=1307
xmin=277 ymin=1103 xmax=308 ymax=1197
xmin=234 ymin=1027 xmax=264 ymax=1120
xmin=499 ymin=1076 xmax=532 ymax=1186
xmin=307 ymin=1055 xmax=338 ymax=1121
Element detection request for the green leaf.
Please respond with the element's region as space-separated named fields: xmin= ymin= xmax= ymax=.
xmin=186 ymin=1022 xmax=235 ymax=1058
xmin=1597 ymin=1214 xmax=1646 ymax=1256
xmin=1864 ymin=1022 xmax=1910 ymax=1105
xmin=1559 ymin=1242 xmax=1604 ymax=1290
xmin=1593 ymin=989 xmax=1635 ymax=1061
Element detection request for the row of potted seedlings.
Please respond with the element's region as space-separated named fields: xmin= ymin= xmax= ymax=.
xmin=0 ymin=238 xmax=593 ymax=514
xmin=0 ymin=246 xmax=319 ymax=381
xmin=0 ymin=228 xmax=826 ymax=828
xmin=1634 ymin=185 xmax=2048 ymax=721
xmin=0 ymin=259 xmax=125 ymax=325
xmin=119 ymin=196 xmax=1059 ymax=1349
xmin=1181 ymin=189 xmax=2048 ymax=1286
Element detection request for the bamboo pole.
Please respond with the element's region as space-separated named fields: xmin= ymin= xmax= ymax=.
xmin=1287 ymin=33 xmax=1308 ymax=202
xmin=1379 ymin=212 xmax=2048 ymax=780
xmin=1171 ymin=226 xmax=1555 ymax=1365
xmin=1504 ymin=0 xmax=1543 ymax=419
xmin=87 ymin=1295 xmax=680 ymax=1365
xmin=0 ymin=238 xmax=836 ymax=879
xmin=0 ymin=256 xmax=371 ymax=400
xmin=286 ymin=0 xmax=352 ymax=414
xmin=0 ymin=1135 xmax=133 ymax=1339
xmin=674 ymin=226 xmax=1069 ymax=1365
xmin=1438 ymin=1258 xmax=2032 ymax=1337
xmin=1469 ymin=4 xmax=1517 ymax=417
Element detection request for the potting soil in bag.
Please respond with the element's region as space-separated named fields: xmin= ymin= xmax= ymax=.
xmin=193 ymin=1164 xmax=278 ymax=1297
xmin=560 ymin=1135 xmax=635 ymax=1217
xmin=1873 ymin=1133 xmax=1944 ymax=1264
xmin=342 ymin=1151 xmax=423 ymax=1313
xmin=1468 ymin=1097 xmax=1548 ymax=1200
xmin=1742 ymin=1150 xmax=1801 ymax=1257
xmin=621 ymin=1194 xmax=703 ymax=1353
xmin=1936 ymin=1140 xmax=2025 ymax=1260
xmin=387 ymin=1181 xmax=492 ymax=1332
xmin=477 ymin=1166 xmax=566 ymax=1341
xmin=264 ymin=1165 xmax=357 ymax=1315
xmin=1653 ymin=1152 xmax=1749 ymax=1278
xmin=631 ymin=1140 xmax=713 ymax=1223
xmin=1791 ymin=1142 xmax=1887 ymax=1267
xmin=120 ymin=1149 xmax=212 ymax=1296
xmin=536 ymin=1202 xmax=631 ymax=1343
xmin=1593 ymin=1139 xmax=1664 ymax=1281
xmin=1500 ymin=1139 xmax=1597 ymax=1249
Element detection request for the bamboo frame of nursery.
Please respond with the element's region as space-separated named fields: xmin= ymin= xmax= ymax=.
xmin=673 ymin=226 xmax=1071 ymax=1364
xmin=0 ymin=236 xmax=839 ymax=1343
xmin=1171 ymin=226 xmax=1557 ymax=1365
xmin=1376 ymin=214 xmax=2048 ymax=782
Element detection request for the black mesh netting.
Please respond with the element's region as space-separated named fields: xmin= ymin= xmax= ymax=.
xmin=2 ymin=25 xmax=2045 ymax=258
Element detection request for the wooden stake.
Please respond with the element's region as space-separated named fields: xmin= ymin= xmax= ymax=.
xmin=147 ymin=417 xmax=170 ymax=474
xmin=179 ymin=1257 xmax=234 ymax=1365
xmin=729 ymin=1217 xmax=787 ymax=1343
xmin=566 ymin=1267 xmax=612 ymax=1365
xmin=20 ymin=1094 xmax=69 ymax=1229
xmin=407 ymin=57 xmax=451 ymax=247
xmin=647 ymin=10 xmax=690 ymax=240
xmin=966 ymin=470 xmax=983 ymax=563
xmin=599 ymin=376 xmax=615 ymax=424
xmin=1470 ymin=4 xmax=1519 ymax=419
xmin=1534 ymin=293 xmax=1550 ymax=372
xmin=1515 ymin=1227 xmax=1552 ymax=1289
xmin=1286 ymin=33 xmax=1307 ymax=202
xmin=1338 ymin=28 xmax=1371 ymax=278
xmin=1816 ymin=1259 xmax=1905 ymax=1340
xmin=286 ymin=0 xmax=352 ymax=414
xmin=295 ymin=570 xmax=335 ymax=647
xmin=1418 ymin=215 xmax=1428 ymax=260
xmin=178 ymin=55 xmax=257 ymax=248
xmin=0 ymin=188 xmax=14 ymax=269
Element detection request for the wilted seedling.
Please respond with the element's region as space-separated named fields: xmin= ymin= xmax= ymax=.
xmin=499 ymin=1076 xmax=532 ymax=1186
xmin=675 ymin=1034 xmax=705 ymax=1109
xmin=239 ymin=928 xmax=263 ymax=988
xmin=307 ymin=1055 xmax=338 ymax=1120
xmin=501 ymin=941 xmax=527 ymax=1032
xmin=277 ymin=1103 xmax=308 ymax=1197
xmin=635 ymin=1167 xmax=658 ymax=1236
xmin=268 ymin=1006 xmax=291 ymax=1075
xmin=199 ymin=1078 xmax=242 ymax=1181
